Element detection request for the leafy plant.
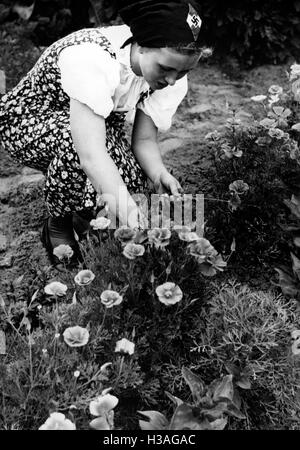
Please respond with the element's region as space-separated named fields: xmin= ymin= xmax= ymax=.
xmin=138 ymin=367 xmax=246 ymax=430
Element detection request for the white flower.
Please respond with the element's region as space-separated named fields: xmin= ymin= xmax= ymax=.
xmin=89 ymin=393 xmax=119 ymax=417
xmin=74 ymin=370 xmax=80 ymax=378
xmin=292 ymin=340 xmax=300 ymax=356
xmin=122 ymin=243 xmax=145 ymax=259
xmin=74 ymin=269 xmax=95 ymax=286
xmin=90 ymin=217 xmax=111 ymax=230
xmin=291 ymin=330 xmax=300 ymax=341
xmin=155 ymin=282 xmax=183 ymax=306
xmin=250 ymin=95 xmax=267 ymax=102
xmin=268 ymin=94 xmax=280 ymax=106
xmin=53 ymin=244 xmax=74 ymax=261
xmin=289 ymin=63 xmax=300 ymax=82
xmin=115 ymin=337 xmax=135 ymax=355
xmin=147 ymin=228 xmax=171 ymax=248
xmin=268 ymin=128 xmax=285 ymax=140
xmin=63 ymin=326 xmax=89 ymax=347
xmin=100 ymin=362 xmax=112 ymax=373
xmin=39 ymin=412 xmax=76 ymax=430
xmin=178 ymin=230 xmax=201 ymax=242
xmin=114 ymin=226 xmax=137 ymax=246
xmin=44 ymin=281 xmax=68 ymax=296
xmin=100 ymin=290 xmax=123 ymax=308
xmin=268 ymin=85 xmax=283 ymax=96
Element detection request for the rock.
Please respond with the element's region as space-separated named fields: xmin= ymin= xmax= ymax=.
xmin=0 ymin=234 xmax=8 ymax=252
xmin=188 ymin=104 xmax=212 ymax=114
xmin=160 ymin=138 xmax=183 ymax=156
xmin=0 ymin=253 xmax=13 ymax=268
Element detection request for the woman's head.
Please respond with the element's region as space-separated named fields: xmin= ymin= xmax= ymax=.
xmin=118 ymin=0 xmax=205 ymax=50
xmin=118 ymin=0 xmax=211 ymax=89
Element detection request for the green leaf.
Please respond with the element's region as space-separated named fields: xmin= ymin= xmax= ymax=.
xmin=169 ymin=403 xmax=204 ymax=430
xmin=284 ymin=195 xmax=300 ymax=219
xmin=138 ymin=410 xmax=169 ymax=430
xmin=12 ymin=1 xmax=35 ymax=20
xmin=198 ymin=263 xmax=217 ymax=277
xmin=213 ymin=375 xmax=234 ymax=403
xmin=201 ymin=402 xmax=228 ymax=420
xmin=209 ymin=417 xmax=228 ymax=430
xmin=181 ymin=367 xmax=205 ymax=403
xmin=165 ymin=391 xmax=183 ymax=407
xmin=236 ymin=377 xmax=251 ymax=389
xmin=291 ymin=123 xmax=300 ymax=132
xmin=294 ymin=237 xmax=300 ymax=247
xmin=226 ymin=404 xmax=246 ymax=419
xmin=274 ymin=268 xmax=299 ymax=297
xmin=291 ymin=253 xmax=300 ymax=280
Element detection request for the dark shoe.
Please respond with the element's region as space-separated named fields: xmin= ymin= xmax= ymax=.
xmin=72 ymin=210 xmax=96 ymax=241
xmin=41 ymin=216 xmax=84 ymax=270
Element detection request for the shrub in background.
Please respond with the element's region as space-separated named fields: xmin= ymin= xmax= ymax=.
xmin=195 ymin=0 xmax=300 ymax=66
xmin=202 ymin=63 xmax=300 ymax=281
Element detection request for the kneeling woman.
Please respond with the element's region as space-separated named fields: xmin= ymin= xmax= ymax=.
xmin=0 ymin=0 xmax=209 ymax=267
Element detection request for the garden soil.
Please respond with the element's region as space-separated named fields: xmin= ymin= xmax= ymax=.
xmin=0 ymin=21 xmax=290 ymax=298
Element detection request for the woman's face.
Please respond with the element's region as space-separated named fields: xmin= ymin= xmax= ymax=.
xmin=136 ymin=46 xmax=200 ymax=90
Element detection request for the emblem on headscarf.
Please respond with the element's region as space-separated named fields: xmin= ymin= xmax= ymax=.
xmin=186 ymin=3 xmax=202 ymax=41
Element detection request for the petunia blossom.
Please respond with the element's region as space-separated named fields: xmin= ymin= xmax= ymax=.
xmin=39 ymin=412 xmax=76 ymax=430
xmin=90 ymin=217 xmax=111 ymax=230
xmin=250 ymin=95 xmax=267 ymax=102
xmin=178 ymin=230 xmax=201 ymax=242
xmin=63 ymin=325 xmax=89 ymax=347
xmin=229 ymin=180 xmax=249 ymax=195
xmin=115 ymin=337 xmax=135 ymax=355
xmin=53 ymin=244 xmax=74 ymax=261
xmin=188 ymin=238 xmax=217 ymax=264
xmin=147 ymin=228 xmax=171 ymax=248
xmin=114 ymin=226 xmax=137 ymax=246
xmin=44 ymin=281 xmax=68 ymax=296
xmin=268 ymin=128 xmax=285 ymax=140
xmin=122 ymin=243 xmax=145 ymax=259
xmin=268 ymin=85 xmax=283 ymax=96
xmin=74 ymin=269 xmax=95 ymax=286
xmin=89 ymin=393 xmax=119 ymax=417
xmin=100 ymin=290 xmax=123 ymax=308
xmin=155 ymin=282 xmax=183 ymax=306
xmin=289 ymin=63 xmax=300 ymax=82
xmin=221 ymin=143 xmax=243 ymax=159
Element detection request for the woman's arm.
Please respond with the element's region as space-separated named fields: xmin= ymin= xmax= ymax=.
xmin=70 ymin=98 xmax=142 ymax=228
xmin=132 ymin=109 xmax=183 ymax=196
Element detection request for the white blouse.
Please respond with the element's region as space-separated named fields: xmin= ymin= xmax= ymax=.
xmin=57 ymin=24 xmax=188 ymax=131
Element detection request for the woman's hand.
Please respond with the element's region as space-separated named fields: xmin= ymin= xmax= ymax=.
xmin=153 ymin=169 xmax=183 ymax=196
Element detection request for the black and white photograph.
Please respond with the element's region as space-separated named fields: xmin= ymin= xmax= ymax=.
xmin=0 ymin=0 xmax=299 ymax=437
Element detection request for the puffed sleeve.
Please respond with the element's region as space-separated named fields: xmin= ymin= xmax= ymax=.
xmin=57 ymin=43 xmax=121 ymax=118
xmin=136 ymin=75 xmax=188 ymax=131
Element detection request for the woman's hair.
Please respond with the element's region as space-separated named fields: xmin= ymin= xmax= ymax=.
xmin=167 ymin=43 xmax=213 ymax=59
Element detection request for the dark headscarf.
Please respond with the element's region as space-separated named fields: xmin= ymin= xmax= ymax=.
xmin=117 ymin=0 xmax=203 ymax=48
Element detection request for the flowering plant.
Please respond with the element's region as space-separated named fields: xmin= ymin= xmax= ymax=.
xmin=100 ymin=290 xmax=123 ymax=308
xmin=63 ymin=325 xmax=90 ymax=347
xmin=39 ymin=412 xmax=76 ymax=430
xmin=74 ymin=269 xmax=95 ymax=286
xmin=155 ymin=282 xmax=183 ymax=305
xmin=53 ymin=244 xmax=74 ymax=261
xmin=44 ymin=281 xmax=68 ymax=296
